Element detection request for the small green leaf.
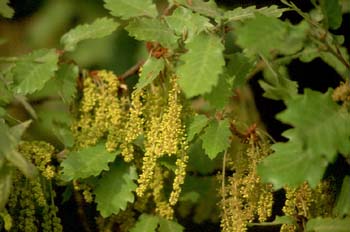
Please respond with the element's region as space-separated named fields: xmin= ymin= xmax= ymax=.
xmin=61 ymin=17 xmax=119 ymax=52
xmin=187 ymin=115 xmax=209 ymax=142
xmin=177 ymin=33 xmax=224 ymax=98
xmin=0 ymin=0 xmax=14 ymax=18
xmin=204 ymin=74 xmax=232 ymax=109
xmin=320 ymin=0 xmax=342 ymax=29
xmin=126 ymin=18 xmax=178 ymax=48
xmin=226 ymin=53 xmax=254 ymax=88
xmin=221 ymin=5 xmax=286 ymax=22
xmin=130 ymin=214 xmax=159 ymax=232
xmin=60 ymin=143 xmax=119 ymax=181
xmin=201 ymin=119 xmax=231 ymax=159
xmin=257 ymin=129 xmax=328 ymax=189
xmin=12 ymin=49 xmax=58 ymax=94
xmin=259 ymin=66 xmax=298 ymax=101
xmin=158 ymin=218 xmax=184 ymax=232
xmin=94 ymin=161 xmax=137 ymax=217
xmin=174 ymin=0 xmax=220 ymax=18
xmin=104 ymin=0 xmax=157 ymax=19
xmin=136 ymin=57 xmax=165 ymax=90
xmin=165 ymin=7 xmax=212 ymax=42
xmin=306 ymin=217 xmax=350 ymax=232
xmin=54 ymin=63 xmax=78 ymax=103
xmin=333 ymin=176 xmax=350 ymax=217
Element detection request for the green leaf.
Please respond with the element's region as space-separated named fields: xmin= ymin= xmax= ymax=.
xmin=204 ymin=74 xmax=232 ymax=109
xmin=61 ymin=17 xmax=119 ymax=52
xmin=333 ymin=176 xmax=350 ymax=217
xmin=235 ymin=14 xmax=287 ymax=58
xmin=277 ymin=89 xmax=350 ymax=161
xmin=158 ymin=218 xmax=184 ymax=232
xmin=104 ymin=0 xmax=157 ymax=19
xmin=136 ymin=57 xmax=165 ymax=90
xmin=221 ymin=5 xmax=287 ymax=22
xmin=320 ymin=0 xmax=342 ymax=29
xmin=226 ymin=53 xmax=254 ymax=88
xmin=54 ymin=63 xmax=78 ymax=103
xmin=235 ymin=14 xmax=306 ymax=58
xmin=60 ymin=143 xmax=119 ymax=181
xmin=201 ymin=119 xmax=231 ymax=159
xmin=259 ymin=66 xmax=298 ymax=101
xmin=177 ymin=33 xmax=224 ymax=98
xmin=165 ymin=6 xmax=212 ymax=43
xmin=126 ymin=18 xmax=178 ymax=48
xmin=12 ymin=49 xmax=58 ymax=94
xmin=174 ymin=0 xmax=220 ymax=18
xmin=0 ymin=0 xmax=14 ymax=18
xmin=186 ymin=114 xmax=209 ymax=142
xmin=257 ymin=129 xmax=328 ymax=189
xmin=306 ymin=217 xmax=350 ymax=232
xmin=0 ymin=164 xmax=12 ymax=210
xmin=94 ymin=161 xmax=137 ymax=217
xmin=130 ymin=214 xmax=159 ymax=232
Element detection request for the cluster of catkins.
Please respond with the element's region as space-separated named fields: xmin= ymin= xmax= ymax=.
xmin=72 ymin=70 xmax=189 ymax=221
xmin=5 ymin=141 xmax=62 ymax=232
xmin=220 ymin=137 xmax=335 ymax=232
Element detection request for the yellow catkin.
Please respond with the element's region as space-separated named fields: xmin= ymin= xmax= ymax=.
xmin=72 ymin=70 xmax=127 ymax=150
xmin=281 ymin=180 xmax=334 ymax=231
xmin=120 ymin=90 xmax=145 ymax=162
xmin=151 ymin=166 xmax=174 ymax=220
xmin=18 ymin=141 xmax=56 ymax=180
xmin=220 ymin=140 xmax=274 ymax=232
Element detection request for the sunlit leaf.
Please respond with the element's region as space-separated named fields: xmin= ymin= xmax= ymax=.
xmin=201 ymin=119 xmax=231 ymax=159
xmin=174 ymin=0 xmax=220 ymax=18
xmin=177 ymin=33 xmax=224 ymax=98
xmin=221 ymin=5 xmax=286 ymax=22
xmin=126 ymin=18 xmax=178 ymax=48
xmin=104 ymin=0 xmax=157 ymax=19
xmin=94 ymin=161 xmax=137 ymax=217
xmin=136 ymin=57 xmax=164 ymax=90
xmin=60 ymin=143 xmax=119 ymax=181
xmin=186 ymin=114 xmax=209 ymax=142
xmin=12 ymin=49 xmax=58 ymax=94
xmin=165 ymin=7 xmax=212 ymax=42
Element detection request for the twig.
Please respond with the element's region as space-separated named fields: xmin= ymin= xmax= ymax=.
xmin=119 ymin=60 xmax=145 ymax=80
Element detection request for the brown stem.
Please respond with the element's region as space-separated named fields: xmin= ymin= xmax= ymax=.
xmin=119 ymin=60 xmax=145 ymax=80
